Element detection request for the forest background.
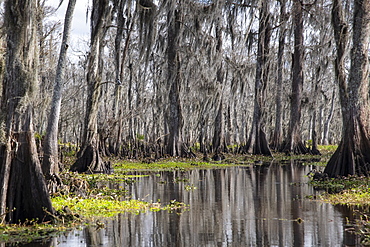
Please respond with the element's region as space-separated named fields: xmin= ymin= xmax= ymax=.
xmin=33 ymin=0 xmax=340 ymax=158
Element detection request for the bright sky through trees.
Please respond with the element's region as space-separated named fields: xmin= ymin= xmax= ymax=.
xmin=48 ymin=0 xmax=90 ymax=57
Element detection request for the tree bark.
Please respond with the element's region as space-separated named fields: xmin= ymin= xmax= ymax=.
xmin=324 ymin=0 xmax=370 ymax=177
xmin=322 ymin=90 xmax=335 ymax=145
xmin=0 ymin=0 xmax=54 ymax=223
xmin=282 ymin=0 xmax=309 ymax=154
xmin=244 ymin=0 xmax=272 ymax=156
xmin=310 ymin=68 xmax=322 ymax=155
xmin=212 ymin=15 xmax=225 ymax=153
xmin=165 ymin=7 xmax=184 ymax=157
xmin=42 ymin=0 xmax=76 ymax=191
xmin=270 ymin=0 xmax=287 ymax=151
xmin=70 ymin=0 xmax=112 ymax=173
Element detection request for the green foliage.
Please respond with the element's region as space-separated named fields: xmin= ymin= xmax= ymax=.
xmin=174 ymin=177 xmax=189 ymax=183
xmin=184 ymin=184 xmax=197 ymax=191
xmin=114 ymin=160 xmax=241 ymax=172
xmin=306 ymin=139 xmax=313 ymax=148
xmin=317 ymin=144 xmax=338 ymax=153
xmin=52 ymin=197 xmax=154 ymax=217
xmin=309 ymin=169 xmax=370 ymax=244
xmin=310 ymin=175 xmax=370 ymax=197
xmin=351 ymin=212 xmax=370 ymax=245
xmin=136 ymin=134 xmax=145 ymax=141
xmin=162 ymin=200 xmax=189 ymax=214
xmin=51 ymin=196 xmax=188 ymax=218
xmin=192 ymin=142 xmax=200 ymax=152
xmin=34 ymin=132 xmax=44 ymax=141
xmin=0 ymin=221 xmax=72 ymax=244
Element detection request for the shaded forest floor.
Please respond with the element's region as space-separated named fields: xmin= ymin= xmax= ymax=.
xmin=2 ymin=145 xmax=370 ymax=244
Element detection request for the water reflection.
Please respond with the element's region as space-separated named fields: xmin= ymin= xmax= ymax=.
xmin=8 ymin=162 xmax=363 ymax=246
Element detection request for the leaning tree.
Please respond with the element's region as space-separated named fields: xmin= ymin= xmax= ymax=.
xmin=324 ymin=0 xmax=370 ymax=177
xmin=43 ymin=0 xmax=77 ymax=191
xmin=0 ymin=0 xmax=54 ymax=223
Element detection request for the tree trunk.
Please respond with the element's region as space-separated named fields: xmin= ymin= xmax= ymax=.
xmin=322 ymin=90 xmax=335 ymax=145
xmin=42 ymin=0 xmax=76 ymax=191
xmin=213 ymin=99 xmax=225 ymax=153
xmin=324 ymin=0 xmax=370 ymax=177
xmin=244 ymin=0 xmax=272 ymax=156
xmin=70 ymin=0 xmax=112 ymax=173
xmin=270 ymin=0 xmax=287 ymax=151
xmin=165 ymin=8 xmax=184 ymax=157
xmin=282 ymin=0 xmax=309 ymax=154
xmin=212 ymin=17 xmax=225 ymax=153
xmin=0 ymin=0 xmax=54 ymax=223
xmin=310 ymin=68 xmax=321 ymax=155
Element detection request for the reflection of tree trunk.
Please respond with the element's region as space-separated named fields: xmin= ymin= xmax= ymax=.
xmin=289 ymin=161 xmax=304 ymax=247
xmin=70 ymin=0 xmax=112 ymax=173
xmin=43 ymin=0 xmax=76 ymax=192
xmin=0 ymin=0 xmax=54 ymax=223
xmin=244 ymin=0 xmax=272 ymax=156
xmin=253 ymin=163 xmax=270 ymax=245
xmin=283 ymin=0 xmax=309 ymax=155
xmin=85 ymin=226 xmax=103 ymax=246
xmin=325 ymin=0 xmax=370 ymax=177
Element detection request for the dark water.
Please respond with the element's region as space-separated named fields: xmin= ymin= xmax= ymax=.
xmin=8 ymin=162 xmax=363 ymax=246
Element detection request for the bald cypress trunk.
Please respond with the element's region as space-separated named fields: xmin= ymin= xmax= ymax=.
xmin=165 ymin=7 xmax=183 ymax=157
xmin=270 ymin=0 xmax=287 ymax=151
xmin=70 ymin=0 xmax=112 ymax=173
xmin=244 ymin=0 xmax=272 ymax=156
xmin=324 ymin=0 xmax=370 ymax=177
xmin=212 ymin=14 xmax=225 ymax=153
xmin=282 ymin=0 xmax=309 ymax=154
xmin=0 ymin=0 xmax=54 ymax=223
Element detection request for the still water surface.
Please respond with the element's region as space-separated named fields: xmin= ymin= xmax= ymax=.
xmin=16 ymin=162 xmax=363 ymax=246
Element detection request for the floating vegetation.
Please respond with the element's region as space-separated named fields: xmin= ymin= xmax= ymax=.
xmin=310 ymin=175 xmax=370 ymax=198
xmin=114 ymin=160 xmax=239 ymax=171
xmin=163 ymin=200 xmax=189 ymax=214
xmin=309 ymin=173 xmax=370 ymax=244
xmin=53 ymin=197 xmax=158 ymax=218
xmin=184 ymin=184 xmax=197 ymax=191
xmin=52 ymin=196 xmax=189 ymax=218
xmin=174 ymin=177 xmax=189 ymax=183
xmin=0 ymin=222 xmax=71 ymax=244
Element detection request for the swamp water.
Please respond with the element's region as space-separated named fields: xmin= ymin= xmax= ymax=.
xmin=11 ymin=162 xmax=362 ymax=246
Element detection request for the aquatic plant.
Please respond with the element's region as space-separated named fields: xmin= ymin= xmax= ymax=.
xmin=52 ymin=196 xmax=189 ymax=218
xmin=310 ymin=175 xmax=370 ymax=243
